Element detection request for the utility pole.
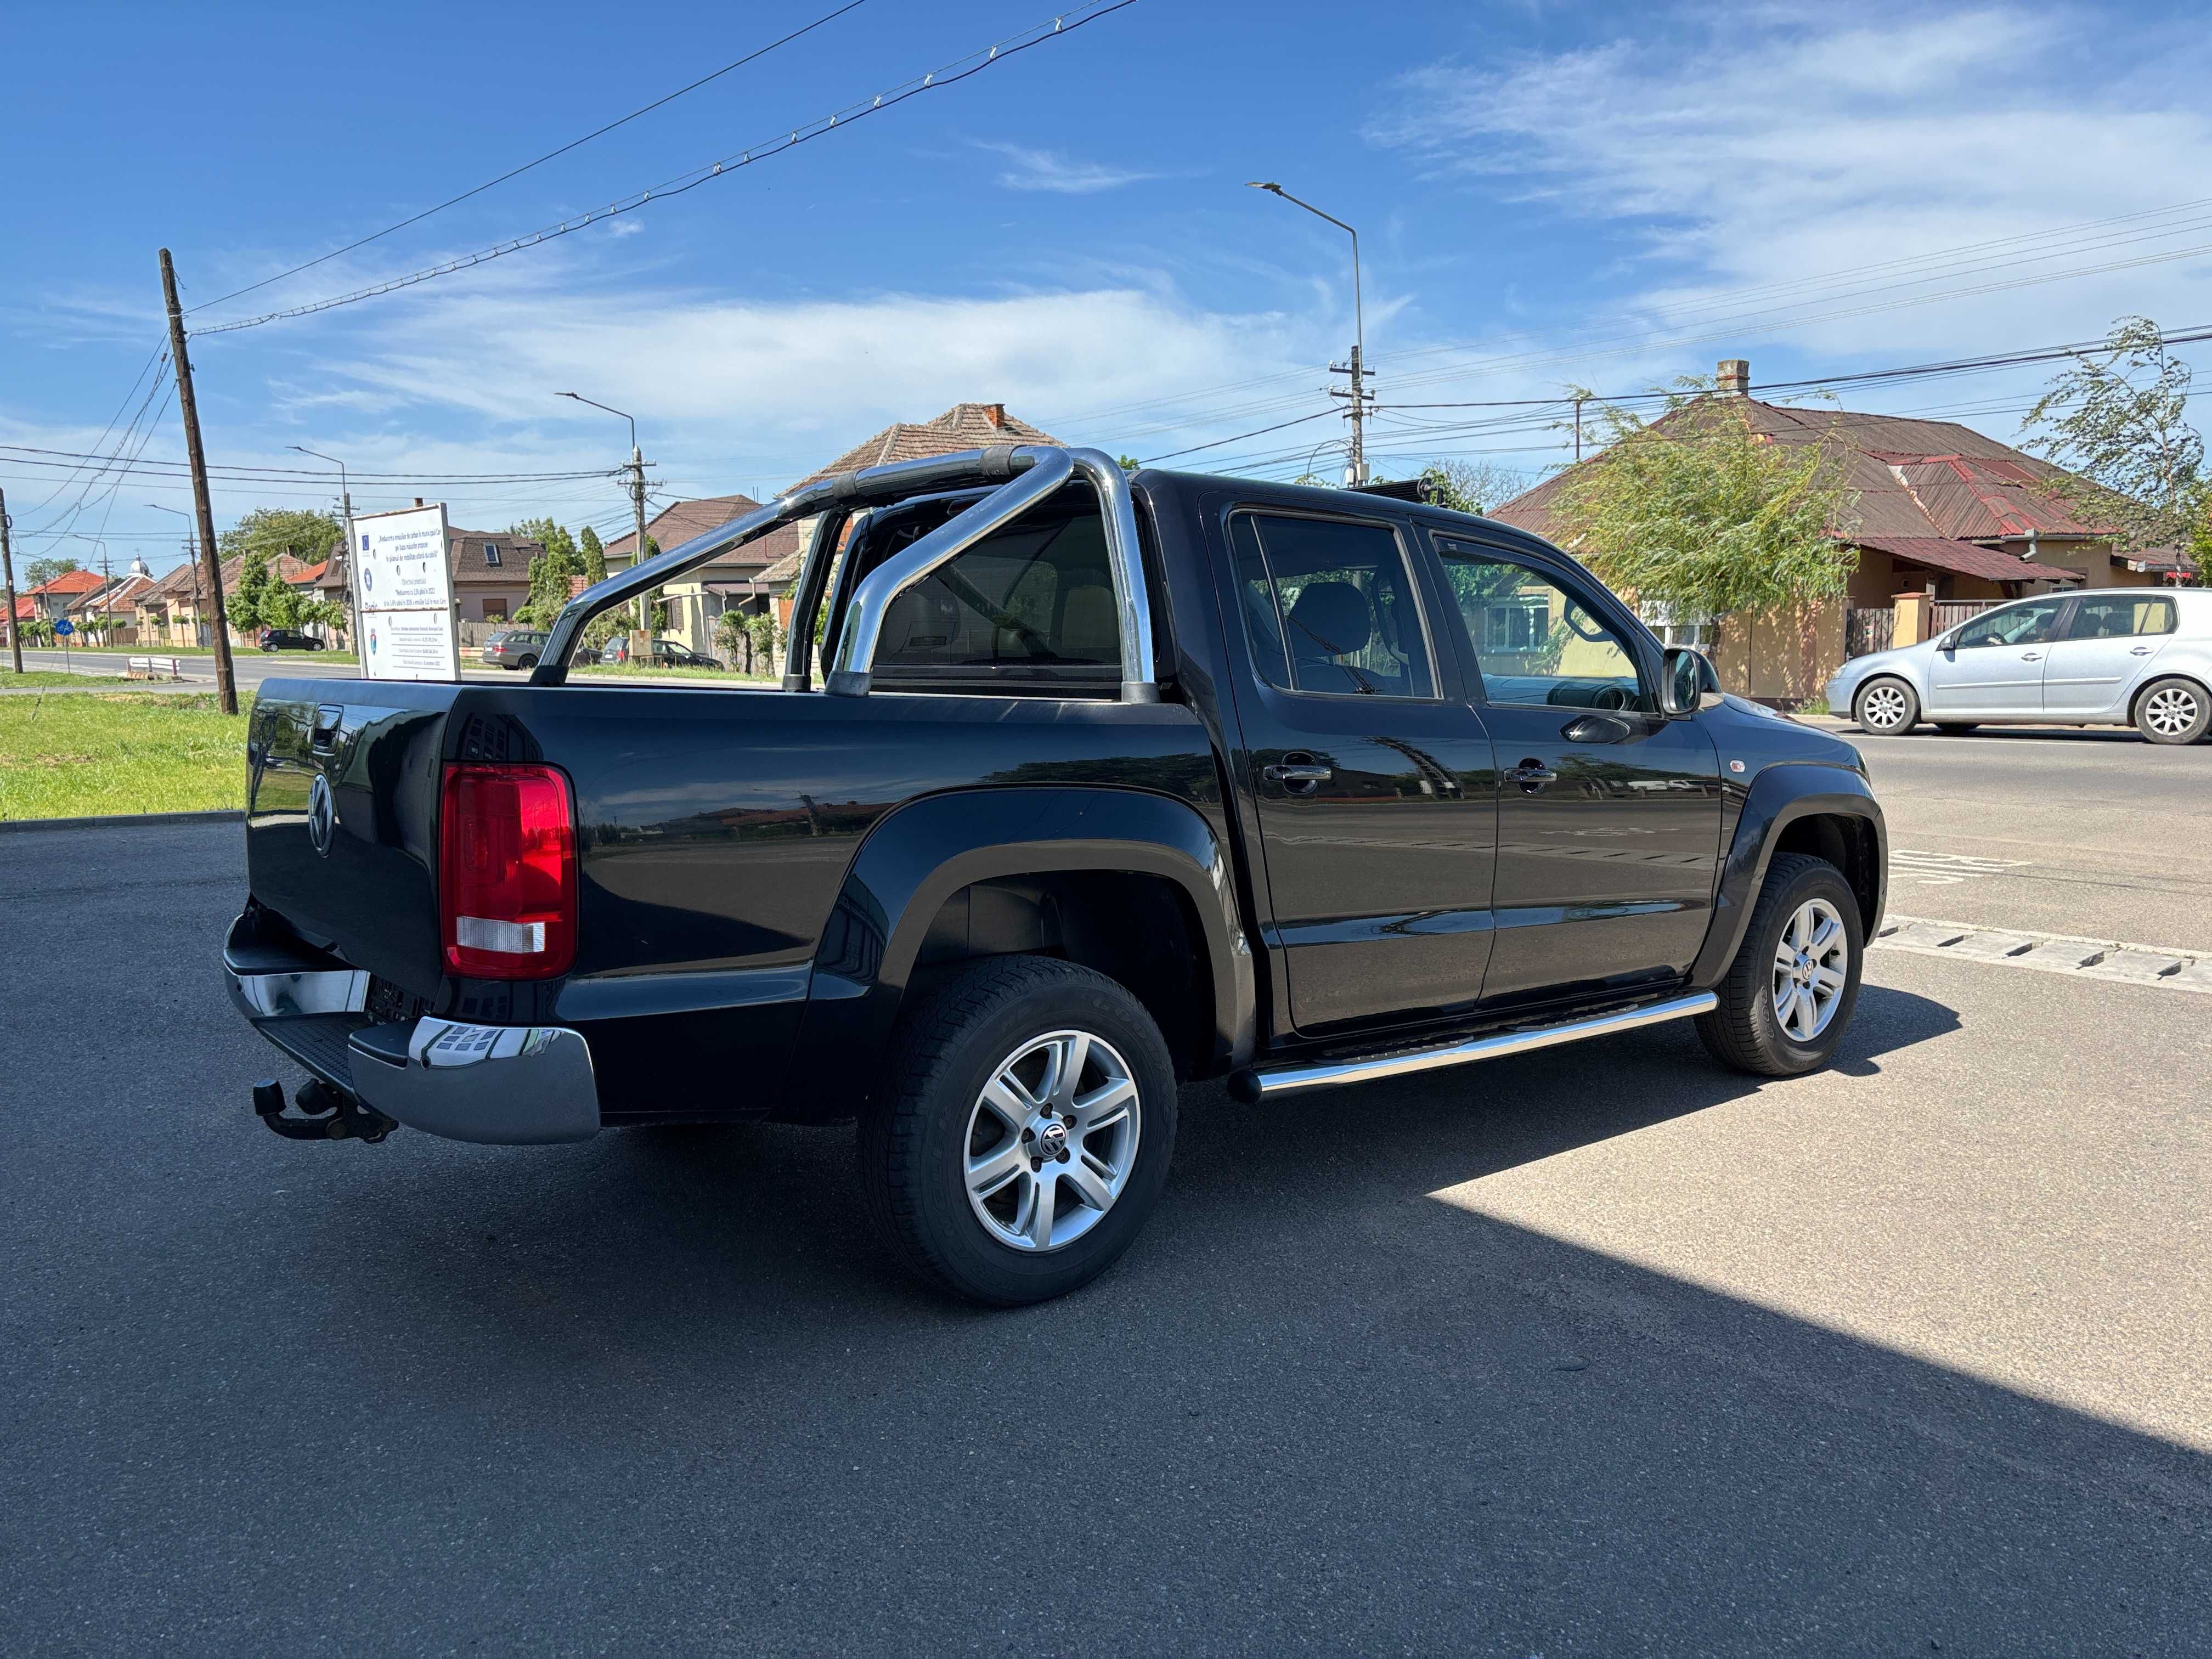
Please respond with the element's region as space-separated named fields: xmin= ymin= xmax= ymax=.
xmin=159 ymin=249 xmax=239 ymax=714
xmin=1250 ymin=182 xmax=1369 ymax=484
xmin=1574 ymin=394 xmax=1587 ymax=462
xmin=0 ymin=487 xmax=21 ymax=673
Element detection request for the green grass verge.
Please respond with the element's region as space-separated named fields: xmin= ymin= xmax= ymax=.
xmin=0 ymin=691 xmax=253 ymax=819
xmin=1 ymin=672 xmax=133 ymax=690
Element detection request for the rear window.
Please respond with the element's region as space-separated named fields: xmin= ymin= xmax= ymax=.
xmin=845 ymin=486 xmax=1122 ymax=691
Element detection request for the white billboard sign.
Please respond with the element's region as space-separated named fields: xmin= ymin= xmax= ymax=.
xmin=353 ymin=503 xmax=459 ymax=681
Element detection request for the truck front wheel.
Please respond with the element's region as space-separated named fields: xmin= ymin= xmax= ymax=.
xmin=857 ymin=957 xmax=1177 ymax=1305
xmin=1696 ymin=852 xmax=1865 ymax=1076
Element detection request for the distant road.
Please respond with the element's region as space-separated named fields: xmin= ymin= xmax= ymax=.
xmin=12 ymin=647 xmax=518 ymax=689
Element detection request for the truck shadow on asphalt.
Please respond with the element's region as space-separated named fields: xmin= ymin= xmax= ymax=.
xmin=17 ymin=951 xmax=2212 ymax=1649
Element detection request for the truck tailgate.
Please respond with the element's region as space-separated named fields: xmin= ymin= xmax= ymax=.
xmin=245 ymin=679 xmax=458 ymax=997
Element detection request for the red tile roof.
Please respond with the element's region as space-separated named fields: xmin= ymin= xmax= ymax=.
xmin=1492 ymin=393 xmax=2131 ymax=584
xmin=791 ymin=403 xmax=1062 ymax=489
xmin=27 ymin=569 xmax=107 ymax=596
xmin=601 ymin=493 xmax=802 ymax=571
xmin=1849 ymin=535 xmax=2075 ymax=585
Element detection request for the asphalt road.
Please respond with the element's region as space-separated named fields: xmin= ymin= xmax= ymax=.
xmin=1819 ymin=717 xmax=2212 ymax=951
xmin=4 ymin=813 xmax=2208 ymax=1654
xmin=12 ymin=647 xmax=522 ymax=690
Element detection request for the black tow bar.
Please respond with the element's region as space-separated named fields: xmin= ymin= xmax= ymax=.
xmin=252 ymin=1077 xmax=397 ymax=1144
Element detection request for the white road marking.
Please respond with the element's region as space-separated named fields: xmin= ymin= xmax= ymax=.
xmin=1875 ymin=914 xmax=2212 ymax=995
xmin=1889 ymin=849 xmax=2031 ymax=887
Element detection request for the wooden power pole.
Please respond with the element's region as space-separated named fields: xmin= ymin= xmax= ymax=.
xmin=158 ymin=248 xmax=239 ymax=715
xmin=0 ymin=486 xmax=22 ymax=674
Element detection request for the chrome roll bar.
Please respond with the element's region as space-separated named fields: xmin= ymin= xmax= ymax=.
xmin=530 ymin=444 xmax=1158 ymax=701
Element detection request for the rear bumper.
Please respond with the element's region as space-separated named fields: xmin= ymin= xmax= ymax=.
xmin=225 ymin=913 xmax=600 ymax=1145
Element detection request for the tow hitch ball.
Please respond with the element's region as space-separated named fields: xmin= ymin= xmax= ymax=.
xmin=251 ymin=1078 xmax=397 ymax=1144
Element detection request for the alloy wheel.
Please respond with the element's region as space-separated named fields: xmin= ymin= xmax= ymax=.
xmin=1772 ymin=898 xmax=1850 ymax=1043
xmin=1858 ymin=682 xmax=1910 ymax=731
xmin=2143 ymin=685 xmax=2199 ymax=739
xmin=964 ymin=1030 xmax=1141 ymax=1253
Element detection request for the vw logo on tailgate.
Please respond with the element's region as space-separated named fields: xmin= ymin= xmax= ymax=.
xmin=307 ymin=774 xmax=336 ymax=857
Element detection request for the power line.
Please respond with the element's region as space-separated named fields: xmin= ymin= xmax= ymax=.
xmin=0 ymin=444 xmax=624 ymax=484
xmin=192 ymin=2 xmax=1138 ymax=337
xmin=188 ymin=1 xmax=874 ymax=316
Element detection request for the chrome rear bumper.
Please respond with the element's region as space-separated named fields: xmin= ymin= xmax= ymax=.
xmin=224 ymin=913 xmax=600 ymax=1145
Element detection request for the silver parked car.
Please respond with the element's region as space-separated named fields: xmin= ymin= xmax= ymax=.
xmin=1827 ymin=588 xmax=2211 ymax=745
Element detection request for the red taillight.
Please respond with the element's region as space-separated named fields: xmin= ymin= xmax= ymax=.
xmin=438 ymin=763 xmax=577 ymax=979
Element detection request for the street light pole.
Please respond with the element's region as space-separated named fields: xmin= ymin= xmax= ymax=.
xmin=558 ymin=392 xmax=651 ymax=641
xmin=1248 ymin=182 xmax=1370 ymax=485
xmin=147 ymin=502 xmax=201 ymax=650
xmin=0 ymin=487 xmax=21 ymax=673
xmin=290 ymin=447 xmax=357 ymax=653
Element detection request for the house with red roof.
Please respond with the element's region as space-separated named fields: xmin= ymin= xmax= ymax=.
xmin=1490 ymin=358 xmax=2197 ymax=700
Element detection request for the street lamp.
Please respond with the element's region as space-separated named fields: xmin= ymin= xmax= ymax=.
xmin=146 ymin=501 xmax=204 ymax=646
xmin=1248 ymin=180 xmax=1370 ymax=484
xmin=559 ymin=391 xmax=652 ymax=639
xmin=290 ymin=446 xmax=358 ymax=651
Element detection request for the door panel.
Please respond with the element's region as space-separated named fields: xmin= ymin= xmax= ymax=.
xmin=1429 ymin=539 xmax=1724 ymax=1006
xmin=1925 ymin=597 xmax=2068 ymax=715
xmin=1216 ymin=510 xmax=1499 ymax=1033
xmin=2041 ymin=593 xmax=2178 ymax=716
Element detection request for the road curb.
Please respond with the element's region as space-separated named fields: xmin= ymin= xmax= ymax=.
xmin=0 ymin=809 xmax=240 ymax=834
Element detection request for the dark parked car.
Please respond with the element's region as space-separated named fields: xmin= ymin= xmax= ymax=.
xmin=596 ymin=636 xmax=721 ymax=669
xmin=479 ymin=628 xmax=549 ymax=670
xmin=228 ymin=445 xmax=1886 ymax=1305
xmin=257 ymin=628 xmax=325 ymax=652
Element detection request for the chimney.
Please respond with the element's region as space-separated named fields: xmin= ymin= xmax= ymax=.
xmin=1716 ymin=359 xmax=1751 ymax=396
xmin=981 ymin=402 xmax=1007 ymax=431
xmin=414 ymin=496 xmax=425 ymax=507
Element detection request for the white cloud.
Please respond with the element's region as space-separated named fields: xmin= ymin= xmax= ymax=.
xmin=1368 ymin=4 xmax=2212 ymax=361
xmin=978 ymin=142 xmax=1156 ymax=194
xmin=608 ymin=219 xmax=644 ymax=238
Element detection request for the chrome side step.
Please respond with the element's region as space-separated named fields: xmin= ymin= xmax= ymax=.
xmin=1228 ymin=991 xmax=1718 ymax=1103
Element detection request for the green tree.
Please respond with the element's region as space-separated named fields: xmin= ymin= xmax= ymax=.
xmin=509 ymin=517 xmax=579 ymax=563
xmin=2022 ymin=314 xmax=2207 ymax=568
xmin=518 ymin=541 xmax=588 ymax=627
xmin=234 ymin=550 xmax=274 ymax=631
xmin=1550 ymin=377 xmax=1859 ymax=628
xmin=218 ymin=507 xmax=343 ymax=569
xmin=1116 ymin=454 xmax=1142 ymax=473
xmin=1415 ymin=459 xmax=1533 ymax=516
xmin=23 ymin=555 xmax=80 ymax=588
xmin=579 ymin=526 xmax=607 ymax=585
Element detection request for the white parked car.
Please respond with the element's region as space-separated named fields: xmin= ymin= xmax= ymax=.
xmin=1827 ymin=588 xmax=2211 ymax=745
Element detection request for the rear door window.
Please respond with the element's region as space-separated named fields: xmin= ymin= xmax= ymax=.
xmin=1228 ymin=512 xmax=1436 ymax=698
xmin=2065 ymin=595 xmax=2177 ymax=640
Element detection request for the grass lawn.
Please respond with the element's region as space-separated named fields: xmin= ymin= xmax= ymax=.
xmin=0 ymin=672 xmax=134 ymax=690
xmin=0 ymin=691 xmax=252 ymax=820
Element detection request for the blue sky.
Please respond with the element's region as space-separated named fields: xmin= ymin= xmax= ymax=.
xmin=4 ymin=0 xmax=2210 ymax=577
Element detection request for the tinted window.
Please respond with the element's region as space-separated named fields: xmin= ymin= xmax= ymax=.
xmin=1954 ymin=599 xmax=2065 ymax=648
xmin=867 ymin=493 xmax=1121 ymax=685
xmin=1229 ymin=513 xmax=1435 ymax=698
xmin=1433 ymin=541 xmax=1647 ymax=711
xmin=2066 ymin=595 xmax=2176 ymax=640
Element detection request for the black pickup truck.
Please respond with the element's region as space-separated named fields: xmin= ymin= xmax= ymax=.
xmin=228 ymin=444 xmax=1886 ymax=1304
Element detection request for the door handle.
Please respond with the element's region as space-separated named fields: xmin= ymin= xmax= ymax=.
xmin=2019 ymin=651 xmax=2042 ymax=661
xmin=2130 ymin=646 xmax=2154 ymax=656
xmin=1263 ymin=755 xmax=1333 ymax=793
xmin=1504 ymin=759 xmax=1558 ymax=791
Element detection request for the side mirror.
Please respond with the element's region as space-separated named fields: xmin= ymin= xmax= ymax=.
xmin=1660 ymin=646 xmax=1713 ymax=716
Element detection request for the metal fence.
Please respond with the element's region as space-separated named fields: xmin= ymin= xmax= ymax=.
xmin=1844 ymin=607 xmax=1894 ymax=658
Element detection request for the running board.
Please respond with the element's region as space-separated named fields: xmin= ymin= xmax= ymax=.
xmin=1228 ymin=992 xmax=1717 ymax=1103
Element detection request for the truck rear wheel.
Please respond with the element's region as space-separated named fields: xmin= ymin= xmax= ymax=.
xmin=857 ymin=957 xmax=1177 ymax=1305
xmin=1696 ymin=852 xmax=1864 ymax=1077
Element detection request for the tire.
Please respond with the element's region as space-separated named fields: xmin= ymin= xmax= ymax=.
xmin=1934 ymin=723 xmax=1978 ymax=735
xmin=2134 ymin=676 xmax=2210 ymax=746
xmin=1852 ymin=677 xmax=1918 ymax=735
xmin=857 ymin=956 xmax=1177 ymax=1306
xmin=1697 ymin=852 xmax=1865 ymax=1077
xmin=516 ymin=653 xmax=539 ymax=670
